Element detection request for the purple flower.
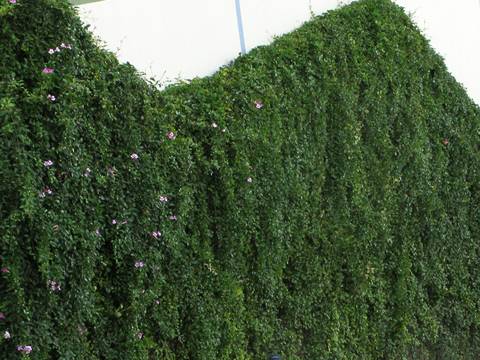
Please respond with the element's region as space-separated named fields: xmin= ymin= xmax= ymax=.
xmin=159 ymin=195 xmax=169 ymax=203
xmin=168 ymin=215 xmax=177 ymax=221
xmin=111 ymin=219 xmax=117 ymax=225
xmin=151 ymin=231 xmax=161 ymax=239
xmin=247 ymin=177 xmax=253 ymax=183
xmin=1 ymin=267 xmax=10 ymax=273
xmin=3 ymin=330 xmax=10 ymax=339
xmin=43 ymin=159 xmax=54 ymax=167
xmin=166 ymin=131 xmax=176 ymax=140
xmin=254 ymin=100 xmax=263 ymax=109
xmin=17 ymin=345 xmax=33 ymax=354
xmin=0 ymin=312 xmax=5 ymax=320
xmin=39 ymin=187 xmax=54 ymax=198
xmin=42 ymin=67 xmax=54 ymax=74
xmin=134 ymin=261 xmax=145 ymax=268
xmin=130 ymin=153 xmax=139 ymax=160
xmin=47 ymin=94 xmax=56 ymax=102
xmin=47 ymin=280 xmax=61 ymax=292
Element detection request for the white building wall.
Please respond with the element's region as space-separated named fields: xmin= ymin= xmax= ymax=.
xmin=78 ymin=0 xmax=480 ymax=105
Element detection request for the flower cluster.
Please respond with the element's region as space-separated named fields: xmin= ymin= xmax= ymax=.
xmin=159 ymin=195 xmax=169 ymax=203
xmin=39 ymin=187 xmax=53 ymax=198
xmin=48 ymin=42 xmax=72 ymax=55
xmin=254 ymin=99 xmax=263 ymax=109
xmin=17 ymin=345 xmax=32 ymax=354
xmin=47 ymin=280 xmax=61 ymax=292
xmin=134 ymin=261 xmax=145 ymax=268
xmin=166 ymin=131 xmax=176 ymax=140
xmin=17 ymin=345 xmax=33 ymax=354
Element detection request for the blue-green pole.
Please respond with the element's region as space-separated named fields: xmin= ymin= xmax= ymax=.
xmin=235 ymin=0 xmax=247 ymax=54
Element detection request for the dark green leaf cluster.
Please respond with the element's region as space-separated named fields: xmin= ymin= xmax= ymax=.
xmin=1 ymin=0 xmax=480 ymax=358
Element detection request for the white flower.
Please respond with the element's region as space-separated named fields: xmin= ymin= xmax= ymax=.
xmin=3 ymin=330 xmax=10 ymax=339
xmin=211 ymin=122 xmax=218 ymax=128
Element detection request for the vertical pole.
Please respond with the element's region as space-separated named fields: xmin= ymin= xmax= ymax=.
xmin=235 ymin=0 xmax=247 ymax=54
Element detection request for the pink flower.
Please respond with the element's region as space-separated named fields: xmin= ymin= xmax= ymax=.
xmin=17 ymin=345 xmax=33 ymax=354
xmin=48 ymin=48 xmax=55 ymax=55
xmin=151 ymin=231 xmax=161 ymax=239
xmin=0 ymin=312 xmax=5 ymax=320
xmin=42 ymin=67 xmax=54 ymax=74
xmin=47 ymin=94 xmax=56 ymax=102
xmin=168 ymin=215 xmax=177 ymax=221
xmin=3 ymin=330 xmax=10 ymax=339
xmin=111 ymin=219 xmax=117 ymax=225
xmin=134 ymin=261 xmax=145 ymax=268
xmin=9 ymin=0 xmax=16 ymax=4
xmin=166 ymin=131 xmax=176 ymax=140
xmin=1 ymin=267 xmax=10 ymax=273
xmin=130 ymin=153 xmax=139 ymax=160
xmin=43 ymin=159 xmax=54 ymax=167
xmin=247 ymin=177 xmax=253 ymax=183
xmin=254 ymin=100 xmax=263 ymax=109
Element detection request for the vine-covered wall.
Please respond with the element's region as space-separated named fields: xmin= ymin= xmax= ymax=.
xmin=1 ymin=0 xmax=480 ymax=359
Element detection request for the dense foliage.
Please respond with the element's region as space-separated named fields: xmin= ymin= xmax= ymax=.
xmin=1 ymin=0 xmax=480 ymax=358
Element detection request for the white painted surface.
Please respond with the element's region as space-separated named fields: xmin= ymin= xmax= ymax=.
xmin=78 ymin=0 xmax=480 ymax=104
